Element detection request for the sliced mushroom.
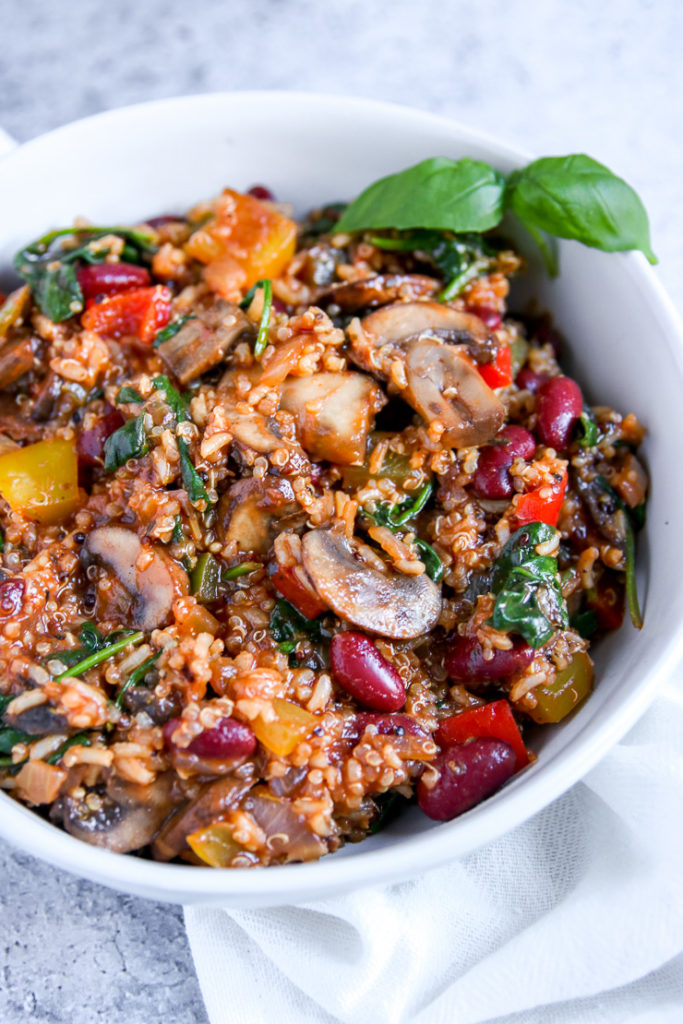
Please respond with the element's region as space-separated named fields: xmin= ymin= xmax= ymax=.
xmin=301 ymin=528 xmax=441 ymax=639
xmin=54 ymin=773 xmax=175 ymax=854
xmin=403 ymin=337 xmax=505 ymax=448
xmin=151 ymin=773 xmax=254 ymax=861
xmin=280 ymin=372 xmax=386 ymax=465
xmin=217 ymin=476 xmax=305 ymax=553
xmin=348 ymin=300 xmax=493 ymax=374
xmin=157 ymin=299 xmax=253 ymax=384
xmin=322 ymin=274 xmax=439 ymax=312
xmin=0 ymin=334 xmax=35 ymax=390
xmin=5 ymin=702 xmax=69 ymax=736
xmin=83 ymin=526 xmax=188 ymax=631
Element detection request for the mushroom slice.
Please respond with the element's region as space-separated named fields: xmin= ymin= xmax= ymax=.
xmin=349 ymin=300 xmax=492 ymax=374
xmin=151 ymin=773 xmax=254 ymax=861
xmin=403 ymin=337 xmax=505 ymax=448
xmin=217 ymin=476 xmax=305 ymax=554
xmin=322 ymin=274 xmax=438 ymax=312
xmin=280 ymin=372 xmax=386 ymax=465
xmin=301 ymin=528 xmax=441 ymax=640
xmin=157 ymin=299 xmax=253 ymax=384
xmin=55 ymin=773 xmax=175 ymax=854
xmin=83 ymin=526 xmax=188 ymax=631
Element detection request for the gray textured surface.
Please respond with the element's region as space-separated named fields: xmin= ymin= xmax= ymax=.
xmin=0 ymin=1 xmax=682 ymax=1022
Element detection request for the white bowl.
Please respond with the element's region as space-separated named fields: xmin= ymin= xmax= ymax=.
xmin=1 ymin=92 xmax=682 ymax=907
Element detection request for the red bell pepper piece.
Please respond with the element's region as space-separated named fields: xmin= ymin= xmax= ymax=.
xmin=271 ymin=564 xmax=328 ymax=620
xmin=81 ymin=285 xmax=171 ymax=344
xmin=477 ymin=345 xmax=512 ymax=389
xmin=515 ymin=470 xmax=568 ymax=527
xmin=435 ymin=699 xmax=529 ymax=770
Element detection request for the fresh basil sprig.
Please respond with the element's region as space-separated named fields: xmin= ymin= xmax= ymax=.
xmin=13 ymin=226 xmax=156 ymax=322
xmin=335 ymin=154 xmax=656 ymax=272
xmin=489 ymin=522 xmax=568 ymax=648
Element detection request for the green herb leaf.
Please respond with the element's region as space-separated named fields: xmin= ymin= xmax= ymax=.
xmin=54 ymin=630 xmax=143 ymax=682
xmin=223 ymin=561 xmax=261 ymax=580
xmin=171 ymin=515 xmax=184 ymax=543
xmin=152 ymin=374 xmax=190 ymax=422
xmin=0 ymin=527 xmax=5 ymax=553
xmin=153 ymin=314 xmax=196 ymax=349
xmin=506 ymin=155 xmax=657 ymax=265
xmin=415 ymin=539 xmax=444 ymax=583
xmin=115 ymin=652 xmax=161 ymax=709
xmin=489 ymin=523 xmax=568 ymax=648
xmin=362 ymin=483 xmax=443 ymax=581
xmin=270 ymin=599 xmax=327 ymax=647
xmin=576 ymin=408 xmax=599 ymax=448
xmin=593 ymin=475 xmax=644 ymax=629
xmin=336 ymin=158 xmax=506 ymax=236
xmin=303 ymin=202 xmax=348 ymax=238
xmin=372 ymin=229 xmax=498 ymax=301
xmin=103 ymin=414 xmax=149 ymax=471
xmin=46 ymin=733 xmax=92 ymax=764
xmin=254 ymin=280 xmax=273 ymax=358
xmin=116 ymin=385 xmax=143 ymax=404
xmin=177 ymin=437 xmax=210 ymax=505
xmin=0 ymin=724 xmax=33 ymax=755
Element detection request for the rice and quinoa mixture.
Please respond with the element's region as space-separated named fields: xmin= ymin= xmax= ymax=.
xmin=0 ymin=183 xmax=647 ymax=867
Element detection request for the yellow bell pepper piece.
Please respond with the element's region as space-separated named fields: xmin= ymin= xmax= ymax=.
xmin=187 ymin=822 xmax=242 ymax=868
xmin=0 ymin=437 xmax=79 ymax=524
xmin=526 ymin=651 xmax=594 ymax=724
xmin=252 ymin=698 xmax=318 ymax=757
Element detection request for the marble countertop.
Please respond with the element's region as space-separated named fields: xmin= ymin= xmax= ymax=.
xmin=1 ymin=0 xmax=682 ymax=1021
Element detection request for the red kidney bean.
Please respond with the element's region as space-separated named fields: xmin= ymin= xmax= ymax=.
xmin=77 ymin=263 xmax=150 ymax=302
xmin=163 ymin=716 xmax=256 ymax=759
xmin=466 ymin=304 xmax=502 ymax=330
xmin=247 ymin=184 xmax=275 ymax=201
xmin=77 ymin=406 xmax=124 ymax=469
xmin=472 ymin=425 xmax=537 ymax=499
xmin=343 ymin=712 xmax=429 ymax=744
xmin=0 ymin=578 xmax=25 ymax=617
xmin=515 ymin=367 xmax=550 ymax=393
xmin=536 ymin=376 xmax=583 ymax=450
xmin=445 ymin=635 xmax=534 ymax=683
xmin=330 ymin=632 xmax=405 ymax=712
xmin=417 ymin=737 xmax=516 ymax=820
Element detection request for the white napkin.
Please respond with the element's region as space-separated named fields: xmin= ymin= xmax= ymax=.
xmin=185 ymin=680 xmax=683 ymax=1024
xmin=0 ymin=126 xmax=16 ymax=157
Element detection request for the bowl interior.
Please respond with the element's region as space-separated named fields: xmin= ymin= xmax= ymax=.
xmin=1 ymin=92 xmax=682 ymax=906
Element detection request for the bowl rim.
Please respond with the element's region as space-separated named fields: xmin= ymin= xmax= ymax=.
xmin=2 ymin=89 xmax=683 ymax=903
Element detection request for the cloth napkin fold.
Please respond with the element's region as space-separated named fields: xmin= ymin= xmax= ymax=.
xmin=185 ymin=680 xmax=683 ymax=1024
xmin=0 ymin=126 xmax=16 ymax=156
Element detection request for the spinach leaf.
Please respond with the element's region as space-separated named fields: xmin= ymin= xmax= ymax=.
xmin=51 ymin=622 xmax=106 ymax=667
xmin=153 ymin=314 xmax=196 ymax=349
xmin=372 ymin=230 xmax=497 ymax=300
xmin=116 ymin=385 xmax=143 ymax=405
xmin=177 ymin=437 xmax=210 ymax=505
xmin=506 ymin=155 xmax=656 ymax=266
xmin=253 ymin=280 xmax=273 ymax=358
xmin=489 ymin=523 xmax=568 ymax=648
xmin=593 ymin=476 xmax=644 ymax=629
xmin=152 ymin=374 xmax=190 ymax=422
xmin=303 ymin=202 xmax=348 ymax=237
xmin=0 ymin=724 xmax=33 ymax=755
xmin=362 ymin=482 xmax=444 ymax=583
xmin=46 ymin=733 xmax=92 ymax=764
xmin=115 ymin=652 xmax=161 ymax=709
xmin=336 ymin=158 xmax=506 ymax=235
xmin=171 ymin=515 xmax=184 ymax=543
xmin=576 ymin=408 xmax=598 ymax=448
xmin=54 ymin=630 xmax=143 ymax=682
xmin=103 ymin=414 xmax=149 ymax=471
xmin=13 ymin=226 xmax=156 ymax=322
xmin=270 ymin=598 xmax=327 ymax=651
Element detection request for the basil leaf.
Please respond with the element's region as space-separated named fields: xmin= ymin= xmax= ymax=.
xmin=116 ymin=385 xmax=143 ymax=405
xmin=336 ymin=157 xmax=506 ymax=235
xmin=506 ymin=155 xmax=657 ymax=265
xmin=153 ymin=314 xmax=195 ymax=349
xmin=177 ymin=437 xmax=209 ymax=505
xmin=152 ymin=374 xmax=190 ymax=422
xmin=103 ymin=414 xmax=149 ymax=471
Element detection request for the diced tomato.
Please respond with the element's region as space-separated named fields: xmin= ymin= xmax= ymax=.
xmin=81 ymin=285 xmax=171 ymax=344
xmin=271 ymin=564 xmax=328 ymax=620
xmin=435 ymin=699 xmax=529 ymax=771
xmin=477 ymin=345 xmax=512 ymax=389
xmin=515 ymin=470 xmax=568 ymax=527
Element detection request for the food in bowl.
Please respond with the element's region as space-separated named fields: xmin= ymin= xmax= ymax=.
xmin=0 ymin=155 xmax=650 ymax=867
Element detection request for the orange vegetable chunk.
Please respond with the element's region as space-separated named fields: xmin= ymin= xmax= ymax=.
xmin=252 ymin=698 xmax=318 ymax=756
xmin=187 ymin=822 xmax=242 ymax=867
xmin=0 ymin=438 xmax=79 ymax=523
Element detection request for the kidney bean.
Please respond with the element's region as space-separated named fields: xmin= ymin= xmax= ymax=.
xmin=466 ymin=304 xmax=502 ymax=330
xmin=247 ymin=184 xmax=275 ymax=201
xmin=472 ymin=425 xmax=537 ymax=499
xmin=163 ymin=716 xmax=256 ymax=760
xmin=77 ymin=263 xmax=150 ymax=302
xmin=536 ymin=376 xmax=583 ymax=450
xmin=344 ymin=712 xmax=429 ymax=744
xmin=417 ymin=737 xmax=516 ymax=820
xmin=330 ymin=632 xmax=405 ymax=712
xmin=515 ymin=367 xmax=550 ymax=393
xmin=445 ymin=635 xmax=534 ymax=683
xmin=0 ymin=578 xmax=25 ymax=617
xmin=77 ymin=406 xmax=124 ymax=469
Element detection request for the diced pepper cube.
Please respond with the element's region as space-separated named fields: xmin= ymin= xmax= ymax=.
xmin=0 ymin=438 xmax=79 ymax=524
xmin=252 ymin=698 xmax=318 ymax=757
